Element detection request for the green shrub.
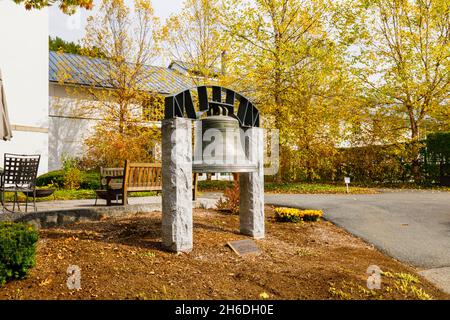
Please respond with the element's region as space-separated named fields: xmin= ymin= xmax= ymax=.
xmin=62 ymin=157 xmax=81 ymax=190
xmin=36 ymin=170 xmax=65 ymax=187
xmin=80 ymin=171 xmax=101 ymax=190
xmin=36 ymin=170 xmax=100 ymax=190
xmin=64 ymin=168 xmax=82 ymax=189
xmin=0 ymin=222 xmax=39 ymax=286
xmin=426 ymin=132 xmax=450 ymax=159
xmin=424 ymin=132 xmax=450 ymax=185
xmin=198 ymin=180 xmax=234 ymax=191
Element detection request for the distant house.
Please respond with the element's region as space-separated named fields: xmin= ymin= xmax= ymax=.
xmin=48 ymin=51 xmax=232 ymax=181
xmin=48 ymin=51 xmax=193 ymax=170
xmin=168 ymin=60 xmax=221 ymax=78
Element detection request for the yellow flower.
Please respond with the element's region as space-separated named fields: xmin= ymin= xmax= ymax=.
xmin=274 ymin=207 xmax=323 ymax=222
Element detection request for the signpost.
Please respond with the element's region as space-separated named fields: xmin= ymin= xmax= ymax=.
xmin=344 ymin=177 xmax=350 ymax=193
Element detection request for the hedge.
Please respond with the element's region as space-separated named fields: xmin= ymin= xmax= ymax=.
xmin=0 ymin=222 xmax=39 ymax=286
xmin=423 ymin=132 xmax=450 ymax=185
xmin=36 ymin=170 xmax=100 ymax=190
xmin=426 ymin=132 xmax=450 ymax=161
xmin=198 ymin=180 xmax=234 ymax=191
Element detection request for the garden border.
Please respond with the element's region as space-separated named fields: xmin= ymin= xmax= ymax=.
xmin=0 ymin=201 xmax=200 ymax=229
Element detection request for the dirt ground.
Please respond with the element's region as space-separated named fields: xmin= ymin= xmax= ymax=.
xmin=0 ymin=206 xmax=448 ymax=300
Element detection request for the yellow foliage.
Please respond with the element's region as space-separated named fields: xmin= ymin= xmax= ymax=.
xmin=274 ymin=207 xmax=323 ymax=222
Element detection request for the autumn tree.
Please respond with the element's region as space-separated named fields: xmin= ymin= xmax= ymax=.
xmin=56 ymin=0 xmax=163 ymax=167
xmin=162 ymin=0 xmax=232 ymax=181
xmin=162 ymin=0 xmax=226 ymax=85
xmin=335 ymin=0 xmax=450 ymax=181
xmin=49 ymin=36 xmax=106 ymax=57
xmin=14 ymin=0 xmax=93 ymax=13
xmin=222 ymin=0 xmax=356 ymax=181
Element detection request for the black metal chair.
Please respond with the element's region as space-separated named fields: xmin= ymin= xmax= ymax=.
xmin=0 ymin=153 xmax=40 ymax=213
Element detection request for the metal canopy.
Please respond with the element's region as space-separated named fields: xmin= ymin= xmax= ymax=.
xmin=164 ymin=85 xmax=260 ymax=128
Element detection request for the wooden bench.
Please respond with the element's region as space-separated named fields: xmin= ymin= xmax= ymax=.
xmin=98 ymin=161 xmax=198 ymax=206
xmin=95 ymin=167 xmax=127 ymax=205
xmin=121 ymin=161 xmax=162 ymax=205
xmin=102 ymin=161 xmax=162 ymax=206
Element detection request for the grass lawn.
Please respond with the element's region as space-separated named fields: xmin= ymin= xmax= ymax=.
xmin=198 ymin=180 xmax=377 ymax=194
xmin=0 ymin=206 xmax=446 ymax=300
xmin=199 ymin=180 xmax=450 ymax=194
xmin=264 ymin=182 xmax=376 ymax=194
xmin=1 ymin=182 xmax=375 ymax=204
xmin=2 ymin=190 xmax=158 ymax=202
xmin=358 ymin=183 xmax=450 ymax=192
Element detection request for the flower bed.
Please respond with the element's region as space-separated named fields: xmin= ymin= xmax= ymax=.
xmin=274 ymin=207 xmax=323 ymax=222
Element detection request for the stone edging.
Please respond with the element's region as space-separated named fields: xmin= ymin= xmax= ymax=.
xmin=0 ymin=203 xmax=163 ymax=229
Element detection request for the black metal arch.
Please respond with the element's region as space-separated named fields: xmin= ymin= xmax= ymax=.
xmin=164 ymin=86 xmax=260 ymax=128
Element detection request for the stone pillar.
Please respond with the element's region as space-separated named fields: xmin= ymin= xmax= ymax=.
xmin=239 ymin=127 xmax=264 ymax=239
xmin=162 ymin=118 xmax=193 ymax=252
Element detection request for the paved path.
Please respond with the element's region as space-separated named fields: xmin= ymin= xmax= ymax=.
xmin=0 ymin=194 xmax=221 ymax=226
xmin=265 ymin=190 xmax=450 ymax=294
xmin=33 ymin=196 xmax=162 ymax=212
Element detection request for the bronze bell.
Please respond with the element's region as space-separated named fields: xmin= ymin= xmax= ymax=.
xmin=193 ymin=114 xmax=257 ymax=173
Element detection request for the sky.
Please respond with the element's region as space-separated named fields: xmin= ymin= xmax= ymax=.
xmin=49 ymin=0 xmax=184 ymax=66
xmin=49 ymin=0 xmax=184 ymax=43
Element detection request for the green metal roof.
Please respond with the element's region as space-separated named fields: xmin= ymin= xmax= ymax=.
xmin=49 ymin=51 xmax=193 ymax=94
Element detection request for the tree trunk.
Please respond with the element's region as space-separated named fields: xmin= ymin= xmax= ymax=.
xmin=273 ymin=72 xmax=283 ymax=183
xmin=273 ymin=29 xmax=284 ymax=184
xmin=119 ymin=103 xmax=126 ymax=134
xmin=409 ymin=112 xmax=421 ymax=183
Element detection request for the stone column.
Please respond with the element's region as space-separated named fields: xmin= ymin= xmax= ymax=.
xmin=162 ymin=118 xmax=193 ymax=252
xmin=239 ymin=127 xmax=264 ymax=239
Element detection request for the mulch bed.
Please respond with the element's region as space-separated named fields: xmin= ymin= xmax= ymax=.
xmin=0 ymin=206 xmax=448 ymax=300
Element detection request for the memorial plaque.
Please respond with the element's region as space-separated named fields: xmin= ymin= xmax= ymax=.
xmin=227 ymin=239 xmax=260 ymax=256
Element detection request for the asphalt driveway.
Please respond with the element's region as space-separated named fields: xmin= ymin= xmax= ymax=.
xmin=265 ymin=190 xmax=450 ymax=294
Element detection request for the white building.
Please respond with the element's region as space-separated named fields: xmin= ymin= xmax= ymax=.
xmin=48 ymin=51 xmax=192 ymax=170
xmin=48 ymin=52 xmax=232 ymax=181
xmin=0 ymin=2 xmax=49 ymax=174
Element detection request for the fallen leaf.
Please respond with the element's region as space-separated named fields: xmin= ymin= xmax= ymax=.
xmin=39 ymin=278 xmax=52 ymax=287
xmin=259 ymin=292 xmax=269 ymax=299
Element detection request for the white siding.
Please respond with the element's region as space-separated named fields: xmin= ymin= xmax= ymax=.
xmin=48 ymin=83 xmax=162 ymax=170
xmin=49 ymin=83 xmax=97 ymax=171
